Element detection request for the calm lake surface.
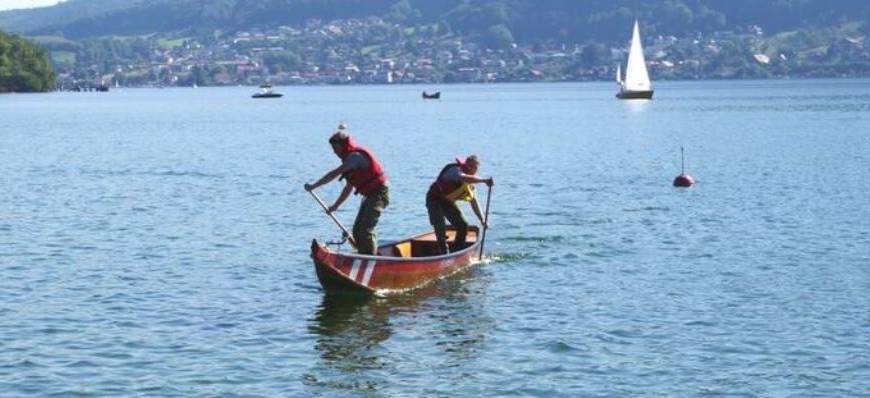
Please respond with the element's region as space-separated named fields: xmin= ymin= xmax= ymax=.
xmin=1 ymin=80 xmax=869 ymax=397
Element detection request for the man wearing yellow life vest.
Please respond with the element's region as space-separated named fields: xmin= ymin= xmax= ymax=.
xmin=427 ymin=155 xmax=494 ymax=254
xmin=304 ymin=126 xmax=390 ymax=255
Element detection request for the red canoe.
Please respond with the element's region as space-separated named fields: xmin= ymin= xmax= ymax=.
xmin=310 ymin=226 xmax=481 ymax=294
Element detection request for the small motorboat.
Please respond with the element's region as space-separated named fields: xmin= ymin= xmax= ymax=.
xmin=422 ymin=91 xmax=441 ymax=99
xmin=252 ymin=84 xmax=283 ymax=98
xmin=311 ymin=226 xmax=481 ymax=294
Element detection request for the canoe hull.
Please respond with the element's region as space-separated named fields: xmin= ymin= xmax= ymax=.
xmin=311 ymin=227 xmax=480 ymax=294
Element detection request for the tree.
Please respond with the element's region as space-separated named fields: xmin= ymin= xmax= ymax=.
xmin=580 ymin=43 xmax=608 ymax=67
xmin=661 ymin=0 xmax=693 ymax=27
xmin=262 ymin=51 xmax=301 ymax=73
xmin=386 ymin=0 xmax=421 ymax=23
xmin=484 ymin=24 xmax=514 ymax=49
xmin=0 ymin=31 xmax=55 ymax=92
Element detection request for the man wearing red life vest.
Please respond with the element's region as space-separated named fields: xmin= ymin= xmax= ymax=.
xmin=427 ymin=155 xmax=493 ymax=254
xmin=304 ymin=127 xmax=389 ymax=255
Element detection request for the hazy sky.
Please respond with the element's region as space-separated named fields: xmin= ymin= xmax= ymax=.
xmin=0 ymin=0 xmax=64 ymax=11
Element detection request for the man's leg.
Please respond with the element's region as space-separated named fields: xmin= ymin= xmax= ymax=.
xmin=353 ymin=186 xmax=389 ymax=254
xmin=426 ymin=196 xmax=449 ymax=254
xmin=442 ymin=200 xmax=468 ymax=250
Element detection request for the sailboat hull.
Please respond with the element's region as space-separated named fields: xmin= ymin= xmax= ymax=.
xmin=616 ymin=90 xmax=653 ymax=100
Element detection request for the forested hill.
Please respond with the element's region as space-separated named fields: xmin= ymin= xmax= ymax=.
xmin=0 ymin=31 xmax=55 ymax=92
xmin=1 ymin=0 xmax=868 ymax=42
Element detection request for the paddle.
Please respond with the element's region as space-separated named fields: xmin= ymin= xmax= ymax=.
xmin=478 ymin=184 xmax=492 ymax=260
xmin=307 ymin=189 xmax=358 ymax=249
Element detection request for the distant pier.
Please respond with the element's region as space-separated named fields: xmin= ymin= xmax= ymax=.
xmin=59 ymin=84 xmax=111 ymax=92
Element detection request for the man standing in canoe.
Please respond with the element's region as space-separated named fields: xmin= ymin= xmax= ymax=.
xmin=427 ymin=155 xmax=493 ymax=254
xmin=304 ymin=125 xmax=389 ymax=255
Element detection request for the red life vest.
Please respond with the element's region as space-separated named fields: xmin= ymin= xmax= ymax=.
xmin=428 ymin=160 xmax=474 ymax=202
xmin=340 ymin=138 xmax=387 ymax=196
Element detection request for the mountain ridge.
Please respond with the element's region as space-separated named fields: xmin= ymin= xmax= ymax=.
xmin=2 ymin=0 xmax=867 ymax=43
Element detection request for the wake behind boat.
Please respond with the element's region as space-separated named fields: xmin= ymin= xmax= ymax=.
xmin=616 ymin=20 xmax=654 ymax=100
xmin=252 ymin=84 xmax=283 ymax=98
xmin=311 ymin=226 xmax=481 ymax=294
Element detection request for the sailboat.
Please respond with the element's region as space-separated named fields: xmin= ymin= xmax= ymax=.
xmin=616 ymin=20 xmax=653 ymax=99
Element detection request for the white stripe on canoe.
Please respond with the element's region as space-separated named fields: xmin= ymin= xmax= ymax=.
xmin=349 ymin=259 xmax=362 ymax=280
xmin=361 ymin=261 xmax=376 ymax=286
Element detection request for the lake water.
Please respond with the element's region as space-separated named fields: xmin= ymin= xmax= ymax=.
xmin=1 ymin=80 xmax=869 ymax=397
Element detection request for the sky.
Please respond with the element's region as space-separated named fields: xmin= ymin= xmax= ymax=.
xmin=0 ymin=0 xmax=64 ymax=11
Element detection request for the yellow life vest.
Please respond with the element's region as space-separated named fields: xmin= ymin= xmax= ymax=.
xmin=429 ymin=162 xmax=476 ymax=202
xmin=445 ymin=183 xmax=475 ymax=202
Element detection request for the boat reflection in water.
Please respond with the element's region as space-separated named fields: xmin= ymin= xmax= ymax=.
xmin=308 ymin=294 xmax=391 ymax=378
xmin=304 ymin=266 xmax=493 ymax=395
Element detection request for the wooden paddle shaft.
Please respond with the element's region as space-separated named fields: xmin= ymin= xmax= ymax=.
xmin=308 ymin=190 xmax=358 ymax=248
xmin=479 ymin=184 xmax=492 ymax=260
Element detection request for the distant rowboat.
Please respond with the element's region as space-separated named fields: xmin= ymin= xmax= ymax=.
xmin=311 ymin=226 xmax=480 ymax=294
xmin=422 ymin=91 xmax=441 ymax=99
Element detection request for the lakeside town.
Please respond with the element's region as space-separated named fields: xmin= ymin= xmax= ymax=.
xmin=45 ymin=16 xmax=869 ymax=89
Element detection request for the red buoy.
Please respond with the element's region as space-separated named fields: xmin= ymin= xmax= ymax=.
xmin=673 ymin=146 xmax=695 ymax=187
xmin=673 ymin=173 xmax=695 ymax=187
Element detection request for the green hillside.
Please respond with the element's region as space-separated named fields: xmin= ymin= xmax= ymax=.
xmin=4 ymin=0 xmax=868 ymax=86
xmin=0 ymin=31 xmax=56 ymax=92
xmin=0 ymin=0 xmax=868 ymax=42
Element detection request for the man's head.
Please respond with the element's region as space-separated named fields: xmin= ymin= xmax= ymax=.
xmin=461 ymin=155 xmax=480 ymax=175
xmin=329 ymin=131 xmax=350 ymax=158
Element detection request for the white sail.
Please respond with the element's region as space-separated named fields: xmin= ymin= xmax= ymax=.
xmin=624 ymin=20 xmax=651 ymax=92
xmin=616 ymin=63 xmax=622 ymax=83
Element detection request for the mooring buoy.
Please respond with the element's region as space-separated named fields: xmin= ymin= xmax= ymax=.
xmin=673 ymin=146 xmax=695 ymax=187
